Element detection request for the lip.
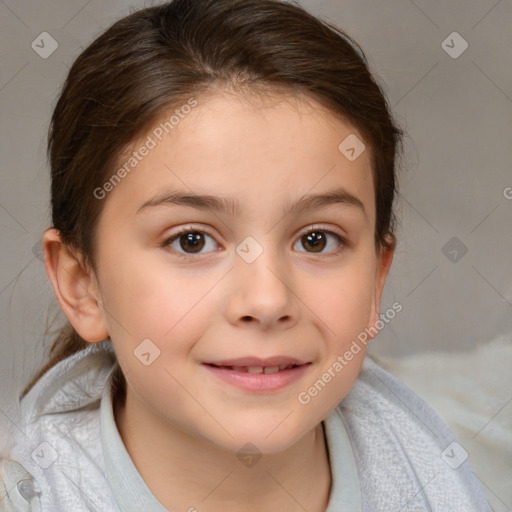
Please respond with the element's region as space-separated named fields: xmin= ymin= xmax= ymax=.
xmin=202 ymin=357 xmax=311 ymax=392
xmin=204 ymin=356 xmax=308 ymax=367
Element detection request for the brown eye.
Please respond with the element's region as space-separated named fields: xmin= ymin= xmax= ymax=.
xmin=302 ymin=231 xmax=327 ymax=252
xmin=165 ymin=229 xmax=218 ymax=256
xmin=293 ymin=228 xmax=346 ymax=255
xmin=178 ymin=232 xmax=205 ymax=253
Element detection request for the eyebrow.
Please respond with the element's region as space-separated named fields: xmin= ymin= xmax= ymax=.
xmin=136 ymin=187 xmax=367 ymax=218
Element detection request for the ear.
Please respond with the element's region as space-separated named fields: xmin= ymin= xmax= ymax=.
xmin=42 ymin=228 xmax=109 ymax=342
xmin=367 ymin=235 xmax=395 ymax=333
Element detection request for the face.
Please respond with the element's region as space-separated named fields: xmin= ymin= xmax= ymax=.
xmin=90 ymin=91 xmax=393 ymax=455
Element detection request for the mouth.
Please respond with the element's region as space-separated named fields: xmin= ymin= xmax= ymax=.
xmin=202 ymin=357 xmax=311 ymax=392
xmin=204 ymin=363 xmax=303 ymax=374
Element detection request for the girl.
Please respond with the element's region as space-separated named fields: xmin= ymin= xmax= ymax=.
xmin=0 ymin=0 xmax=492 ymax=510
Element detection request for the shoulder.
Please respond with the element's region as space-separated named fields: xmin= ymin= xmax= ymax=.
xmin=333 ymin=355 xmax=493 ymax=511
xmin=3 ymin=341 xmax=118 ymax=511
xmin=340 ymin=354 xmax=468 ymax=441
xmin=19 ymin=341 xmax=117 ymax=424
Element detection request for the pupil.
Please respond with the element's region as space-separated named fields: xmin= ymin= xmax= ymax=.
xmin=304 ymin=231 xmax=325 ymax=252
xmin=181 ymin=232 xmax=204 ymax=252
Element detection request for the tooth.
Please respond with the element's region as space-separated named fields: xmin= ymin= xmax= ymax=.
xmin=232 ymin=366 xmax=246 ymax=372
xmin=247 ymin=366 xmax=264 ymax=374
xmin=263 ymin=366 xmax=280 ymax=374
xmin=279 ymin=364 xmax=291 ymax=370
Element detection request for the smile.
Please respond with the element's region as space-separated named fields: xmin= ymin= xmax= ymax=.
xmin=202 ymin=361 xmax=311 ymax=392
xmin=207 ymin=364 xmax=299 ymax=374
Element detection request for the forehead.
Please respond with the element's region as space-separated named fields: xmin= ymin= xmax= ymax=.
xmin=101 ymin=90 xmax=375 ymax=224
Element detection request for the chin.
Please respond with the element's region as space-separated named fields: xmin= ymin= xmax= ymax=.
xmin=210 ymin=415 xmax=318 ymax=457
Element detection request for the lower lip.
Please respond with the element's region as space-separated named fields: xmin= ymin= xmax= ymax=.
xmin=202 ymin=364 xmax=311 ymax=392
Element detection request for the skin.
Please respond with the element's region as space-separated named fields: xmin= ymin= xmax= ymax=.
xmin=43 ymin=89 xmax=394 ymax=512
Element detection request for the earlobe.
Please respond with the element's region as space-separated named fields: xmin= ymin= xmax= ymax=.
xmin=42 ymin=228 xmax=109 ymax=343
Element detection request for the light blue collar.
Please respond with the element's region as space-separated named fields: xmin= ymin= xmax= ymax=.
xmin=324 ymin=407 xmax=362 ymax=511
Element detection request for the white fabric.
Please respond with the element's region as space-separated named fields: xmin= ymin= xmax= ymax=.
xmin=372 ymin=336 xmax=512 ymax=512
xmin=0 ymin=340 xmax=493 ymax=511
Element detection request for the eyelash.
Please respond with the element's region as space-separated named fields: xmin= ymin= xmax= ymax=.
xmin=161 ymin=224 xmax=349 ymax=260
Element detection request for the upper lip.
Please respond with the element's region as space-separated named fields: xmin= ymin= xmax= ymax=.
xmin=204 ymin=356 xmax=309 ymax=367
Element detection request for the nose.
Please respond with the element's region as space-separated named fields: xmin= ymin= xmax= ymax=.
xmin=224 ymin=244 xmax=300 ymax=331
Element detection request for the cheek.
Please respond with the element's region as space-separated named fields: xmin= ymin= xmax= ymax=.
xmin=300 ymin=255 xmax=376 ymax=396
xmin=294 ymin=270 xmax=374 ymax=418
xmin=304 ymin=259 xmax=376 ymax=339
xmin=98 ymin=253 xmax=220 ymax=349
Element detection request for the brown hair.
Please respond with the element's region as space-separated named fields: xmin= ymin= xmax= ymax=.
xmin=23 ymin=0 xmax=403 ymax=397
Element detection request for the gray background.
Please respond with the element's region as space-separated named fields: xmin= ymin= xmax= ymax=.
xmin=1 ymin=0 xmax=511 ymax=510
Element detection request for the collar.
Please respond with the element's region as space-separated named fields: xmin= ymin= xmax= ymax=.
xmin=100 ymin=370 xmax=361 ymax=511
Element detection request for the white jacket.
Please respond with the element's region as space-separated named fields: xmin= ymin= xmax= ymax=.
xmin=0 ymin=340 xmax=493 ymax=511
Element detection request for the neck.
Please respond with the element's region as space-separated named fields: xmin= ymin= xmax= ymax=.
xmin=114 ymin=388 xmax=332 ymax=512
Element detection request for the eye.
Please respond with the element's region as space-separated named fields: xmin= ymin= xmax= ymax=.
xmin=293 ymin=226 xmax=347 ymax=254
xmin=162 ymin=225 xmax=347 ymax=258
xmin=163 ymin=228 xmax=218 ymax=257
